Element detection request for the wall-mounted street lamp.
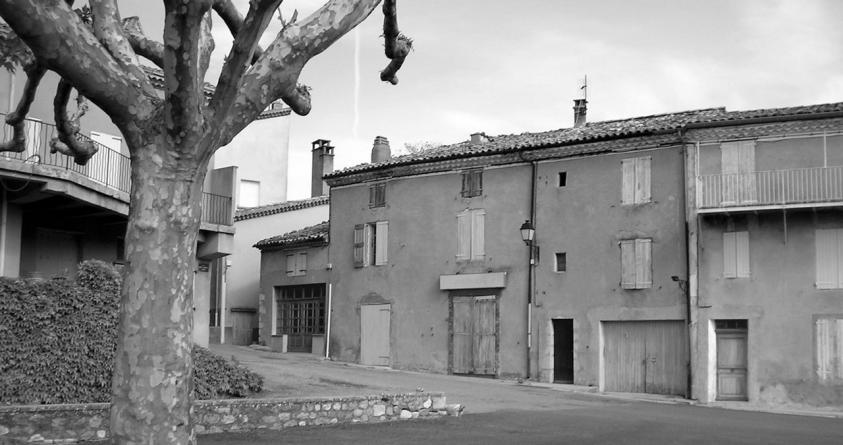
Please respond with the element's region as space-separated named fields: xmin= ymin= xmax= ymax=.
xmin=520 ymin=220 xmax=535 ymax=245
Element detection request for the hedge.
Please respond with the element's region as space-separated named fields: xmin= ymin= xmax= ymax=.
xmin=0 ymin=260 xmax=262 ymax=404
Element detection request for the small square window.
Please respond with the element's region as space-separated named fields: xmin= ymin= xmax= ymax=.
xmin=369 ymin=182 xmax=386 ymax=208
xmin=558 ymin=172 xmax=567 ymax=187
xmin=555 ymin=252 xmax=566 ymax=272
xmin=461 ymin=169 xmax=483 ymax=197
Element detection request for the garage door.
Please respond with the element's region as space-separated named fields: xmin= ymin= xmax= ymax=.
xmin=603 ymin=321 xmax=687 ymax=396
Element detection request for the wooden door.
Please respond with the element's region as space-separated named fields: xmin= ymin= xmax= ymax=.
xmin=553 ymin=319 xmax=574 ymax=383
xmin=603 ymin=321 xmax=687 ymax=395
xmin=360 ymin=304 xmax=391 ymax=366
xmin=452 ymin=296 xmax=497 ymax=375
xmin=716 ymin=330 xmax=748 ymax=400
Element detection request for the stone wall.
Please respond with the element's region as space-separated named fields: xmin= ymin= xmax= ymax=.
xmin=0 ymin=393 xmax=459 ymax=443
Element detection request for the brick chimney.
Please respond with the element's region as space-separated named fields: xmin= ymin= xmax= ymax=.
xmin=371 ymin=136 xmax=391 ymax=163
xmin=311 ymin=139 xmax=334 ymax=197
xmin=573 ymin=99 xmax=587 ymax=128
xmin=470 ymin=132 xmax=489 ymax=144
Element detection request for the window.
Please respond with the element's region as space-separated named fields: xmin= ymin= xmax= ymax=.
xmin=353 ymin=221 xmax=388 ymax=267
xmin=369 ymin=182 xmax=386 ymax=208
xmin=720 ymin=141 xmax=756 ymax=204
xmin=239 ymin=179 xmax=260 ymax=207
xmin=558 ymin=171 xmax=567 ymax=187
xmin=456 ymin=209 xmax=485 ymax=261
xmin=816 ymin=317 xmax=843 ymax=383
xmin=621 ymin=156 xmax=651 ymax=205
xmin=555 ymin=252 xmax=567 ymax=272
xmin=620 ymin=238 xmax=652 ymax=289
xmin=816 ymin=229 xmax=843 ymax=289
xmin=285 ymin=252 xmax=307 ymax=276
xmin=723 ymin=231 xmax=750 ymax=278
xmin=461 ymin=169 xmax=483 ymax=197
xmin=90 ymin=130 xmax=123 ymax=152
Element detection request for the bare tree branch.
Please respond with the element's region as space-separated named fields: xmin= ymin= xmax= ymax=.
xmin=89 ymin=0 xmax=156 ymax=97
xmin=215 ymin=0 xmax=382 ymax=146
xmin=210 ymin=0 xmax=282 ymax=117
xmin=212 ymin=0 xmax=264 ymax=63
xmin=197 ymin=12 xmax=215 ymax=86
xmin=379 ymin=0 xmax=411 ymax=85
xmin=0 ymin=62 xmax=45 ymax=153
xmin=122 ymin=16 xmax=164 ymax=69
xmin=0 ymin=0 xmax=155 ymax=125
xmin=162 ymin=0 xmax=213 ymax=150
xmin=49 ymin=78 xmax=98 ymax=165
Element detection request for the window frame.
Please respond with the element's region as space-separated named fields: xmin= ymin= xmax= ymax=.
xmin=620 ymin=238 xmax=652 ymax=289
xmin=369 ymin=182 xmax=386 ymax=208
xmin=621 ymin=156 xmax=652 ymax=205
xmin=285 ymin=252 xmax=307 ymax=276
xmin=554 ymin=252 xmax=567 ymax=273
xmin=816 ymin=228 xmax=843 ymax=289
xmin=456 ymin=209 xmax=486 ymax=262
xmin=558 ymin=171 xmax=567 ymax=188
xmin=461 ymin=169 xmax=483 ymax=198
xmin=353 ymin=221 xmax=388 ymax=268
xmin=723 ymin=231 xmax=750 ymax=279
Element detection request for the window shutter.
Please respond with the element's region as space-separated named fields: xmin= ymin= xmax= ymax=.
xmin=353 ymin=224 xmax=365 ymax=268
xmin=456 ymin=211 xmax=471 ymax=260
xmin=297 ymin=252 xmax=307 ymax=275
xmin=471 ymin=209 xmax=485 ymax=260
xmin=286 ymin=254 xmax=296 ymax=275
xmin=816 ymin=229 xmax=838 ymax=289
xmin=736 ymin=231 xmax=750 ymax=278
xmin=461 ymin=172 xmax=469 ymax=197
xmin=375 ymin=221 xmax=389 ymax=265
xmin=838 ymin=230 xmax=843 ymax=289
xmin=364 ymin=224 xmax=374 ymax=266
xmin=723 ymin=232 xmax=737 ymax=278
xmin=620 ymin=240 xmax=636 ymax=289
xmin=815 ymin=318 xmax=843 ymax=382
xmin=621 ymin=159 xmax=635 ymax=205
xmin=636 ymin=156 xmax=652 ymax=203
xmin=635 ymin=238 xmax=652 ymax=288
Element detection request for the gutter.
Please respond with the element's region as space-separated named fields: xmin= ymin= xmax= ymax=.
xmin=683 ymin=110 xmax=843 ymax=131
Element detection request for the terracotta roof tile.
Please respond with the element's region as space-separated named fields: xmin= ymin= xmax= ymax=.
xmin=235 ymin=195 xmax=329 ymax=221
xmin=254 ymin=221 xmax=329 ymax=250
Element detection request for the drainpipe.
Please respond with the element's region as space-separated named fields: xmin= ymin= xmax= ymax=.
xmin=325 ymin=283 xmax=333 ymax=359
xmin=0 ymin=188 xmax=6 ymax=275
xmin=519 ymin=151 xmax=538 ymax=379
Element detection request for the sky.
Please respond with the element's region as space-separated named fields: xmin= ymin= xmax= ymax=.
xmin=122 ymin=0 xmax=843 ymax=200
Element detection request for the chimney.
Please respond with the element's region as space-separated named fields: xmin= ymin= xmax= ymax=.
xmin=470 ymin=132 xmax=489 ymax=144
xmin=573 ymin=98 xmax=587 ymax=128
xmin=371 ymin=136 xmax=391 ymax=164
xmin=311 ymin=139 xmax=334 ymax=197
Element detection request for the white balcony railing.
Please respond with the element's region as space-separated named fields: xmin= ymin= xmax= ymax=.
xmin=698 ymin=166 xmax=843 ymax=210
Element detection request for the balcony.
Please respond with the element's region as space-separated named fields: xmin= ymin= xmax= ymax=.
xmin=697 ymin=166 xmax=843 ymax=213
xmin=2 ymin=114 xmax=232 ymax=226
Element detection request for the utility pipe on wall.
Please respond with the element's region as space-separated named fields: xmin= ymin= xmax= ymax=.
xmin=325 ymin=283 xmax=333 ymax=359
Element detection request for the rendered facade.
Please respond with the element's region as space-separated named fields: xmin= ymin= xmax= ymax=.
xmin=299 ymin=102 xmax=843 ymax=409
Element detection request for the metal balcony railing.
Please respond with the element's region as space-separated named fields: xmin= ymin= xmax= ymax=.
xmin=1 ymin=113 xmax=132 ymax=193
xmin=698 ymin=166 xmax=843 ymax=210
xmin=2 ymin=114 xmax=233 ymax=226
xmin=202 ymin=192 xmax=233 ymax=225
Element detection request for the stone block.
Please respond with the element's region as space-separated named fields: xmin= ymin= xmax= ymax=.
xmin=399 ymin=410 xmax=412 ymax=420
xmin=353 ymin=408 xmax=363 ymax=417
xmin=222 ymin=415 xmax=236 ymax=424
xmin=278 ymin=412 xmax=291 ymax=421
xmin=431 ymin=396 xmax=447 ymax=410
xmin=333 ymin=402 xmax=342 ymax=410
xmin=373 ymin=404 xmax=386 ymax=417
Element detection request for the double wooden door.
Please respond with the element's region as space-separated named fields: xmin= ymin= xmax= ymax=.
xmin=603 ymin=321 xmax=687 ymax=395
xmin=452 ymin=296 xmax=497 ymax=375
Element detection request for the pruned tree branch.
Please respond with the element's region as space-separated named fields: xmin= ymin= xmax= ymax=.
xmin=0 ymin=0 xmax=155 ymax=125
xmin=0 ymin=62 xmax=45 ymax=153
xmin=215 ymin=0 xmax=382 ymax=146
xmin=90 ymin=0 xmax=156 ymax=97
xmin=49 ymin=78 xmax=98 ymax=165
xmin=379 ymin=0 xmax=411 ymax=85
xmin=210 ymin=0 xmax=282 ymax=117
xmin=212 ymin=0 xmax=264 ymax=63
xmin=162 ymin=0 xmax=213 ymax=149
xmin=280 ymin=84 xmax=312 ymax=115
xmin=122 ymin=16 xmax=164 ymax=69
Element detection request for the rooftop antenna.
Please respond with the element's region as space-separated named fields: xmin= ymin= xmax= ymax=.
xmin=579 ymin=75 xmax=588 ymax=101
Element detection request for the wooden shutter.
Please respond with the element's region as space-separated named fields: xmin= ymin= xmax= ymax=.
xmin=286 ymin=254 xmax=296 ymax=275
xmin=353 ymin=224 xmax=365 ymax=268
xmin=635 ymin=238 xmax=652 ymax=288
xmin=816 ymin=229 xmax=838 ymax=289
xmin=736 ymin=231 xmax=750 ymax=278
xmin=375 ymin=221 xmax=389 ymax=265
xmin=620 ymin=240 xmax=636 ymax=289
xmin=723 ymin=232 xmax=737 ymax=278
xmin=457 ymin=211 xmax=471 ymax=260
xmin=635 ymin=157 xmax=652 ymax=203
xmin=297 ymin=252 xmax=307 ymax=275
xmin=364 ymin=224 xmax=374 ymax=266
xmin=471 ymin=209 xmax=485 ymax=260
xmin=816 ymin=318 xmax=843 ymax=382
xmin=621 ymin=159 xmax=635 ymax=205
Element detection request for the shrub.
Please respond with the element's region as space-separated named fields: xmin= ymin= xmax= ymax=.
xmin=0 ymin=260 xmax=262 ymax=404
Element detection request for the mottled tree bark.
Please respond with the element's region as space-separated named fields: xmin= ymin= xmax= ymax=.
xmin=110 ymin=132 xmax=208 ymax=444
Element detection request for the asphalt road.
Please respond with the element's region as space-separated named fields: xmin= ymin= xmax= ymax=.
xmin=201 ymin=400 xmax=843 ymax=444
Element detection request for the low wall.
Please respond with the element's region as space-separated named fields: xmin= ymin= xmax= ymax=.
xmin=0 ymin=393 xmax=457 ymax=443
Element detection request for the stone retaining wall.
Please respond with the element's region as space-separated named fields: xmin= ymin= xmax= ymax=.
xmin=0 ymin=393 xmax=459 ymax=443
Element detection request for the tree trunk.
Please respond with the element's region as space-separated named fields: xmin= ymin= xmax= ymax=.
xmin=110 ymin=137 xmax=207 ymax=444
